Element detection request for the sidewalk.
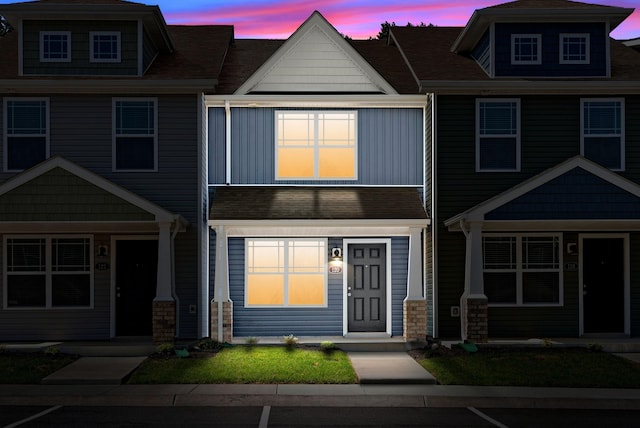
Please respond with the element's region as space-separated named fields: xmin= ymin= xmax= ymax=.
xmin=1 ymin=383 xmax=640 ymax=409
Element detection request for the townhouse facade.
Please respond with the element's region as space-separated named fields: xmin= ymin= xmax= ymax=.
xmin=391 ymin=0 xmax=640 ymax=340
xmin=1 ymin=0 xmax=639 ymax=344
xmin=0 ymin=0 xmax=232 ymax=342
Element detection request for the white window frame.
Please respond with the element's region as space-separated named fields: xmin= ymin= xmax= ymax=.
xmin=112 ymin=97 xmax=158 ymax=172
xmin=476 ymin=98 xmax=521 ymax=172
xmin=483 ymin=233 xmax=563 ymax=307
xmin=244 ymin=238 xmax=328 ymax=308
xmin=90 ymin=31 xmax=121 ymax=63
xmin=580 ymin=98 xmax=625 ymax=171
xmin=40 ymin=31 xmax=71 ymax=62
xmin=560 ymin=33 xmax=590 ymax=65
xmin=3 ymin=97 xmax=50 ymax=172
xmin=3 ymin=235 xmax=94 ymax=310
xmin=511 ymin=34 xmax=541 ymax=65
xmin=275 ymin=110 xmax=358 ymax=181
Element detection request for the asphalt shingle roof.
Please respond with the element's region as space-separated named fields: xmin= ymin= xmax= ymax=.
xmin=210 ymin=187 xmax=428 ymax=221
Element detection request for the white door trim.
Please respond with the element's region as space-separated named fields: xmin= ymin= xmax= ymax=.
xmin=110 ymin=235 xmax=158 ymax=338
xmin=342 ymin=238 xmax=392 ymax=336
xmin=578 ymin=233 xmax=630 ymax=336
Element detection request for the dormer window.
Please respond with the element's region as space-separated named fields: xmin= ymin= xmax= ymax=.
xmin=40 ymin=31 xmax=71 ymax=62
xmin=90 ymin=31 xmax=121 ymax=63
xmin=560 ymin=34 xmax=590 ymax=64
xmin=511 ymin=34 xmax=541 ymax=65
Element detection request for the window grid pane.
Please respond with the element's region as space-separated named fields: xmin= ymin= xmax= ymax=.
xmin=7 ymin=101 xmax=47 ymax=135
xmin=93 ymin=33 xmax=119 ymax=60
xmin=7 ymin=239 xmax=46 ymax=272
xmin=42 ymin=33 xmax=69 ymax=60
xmin=512 ymin=35 xmax=540 ymax=63
xmin=52 ymin=238 xmax=90 ymax=272
xmin=562 ymin=36 xmax=587 ymax=62
xmin=276 ymin=111 xmax=356 ymax=180
xmin=246 ymin=239 xmax=326 ymax=306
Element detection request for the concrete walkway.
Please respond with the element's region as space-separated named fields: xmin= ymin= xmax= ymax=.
xmin=347 ymin=352 xmax=436 ymax=384
xmin=41 ymin=357 xmax=147 ymax=385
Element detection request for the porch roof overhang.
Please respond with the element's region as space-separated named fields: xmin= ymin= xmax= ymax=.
xmin=0 ymin=157 xmax=188 ymax=232
xmin=445 ymin=156 xmax=640 ymax=232
xmin=209 ymin=186 xmax=429 ymax=235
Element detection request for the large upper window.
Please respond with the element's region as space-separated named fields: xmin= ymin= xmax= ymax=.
xmin=113 ymin=98 xmax=157 ymax=171
xmin=4 ymin=236 xmax=92 ymax=309
xmin=90 ymin=31 xmax=121 ymax=63
xmin=581 ymin=98 xmax=624 ymax=170
xmin=275 ymin=111 xmax=356 ymax=180
xmin=3 ymin=98 xmax=49 ymax=172
xmin=560 ymin=34 xmax=590 ymax=64
xmin=483 ymin=235 xmax=562 ymax=306
xmin=476 ymin=99 xmax=520 ymax=172
xmin=511 ymin=34 xmax=541 ymax=65
xmin=245 ymin=239 xmax=327 ymax=307
xmin=40 ymin=31 xmax=71 ymax=62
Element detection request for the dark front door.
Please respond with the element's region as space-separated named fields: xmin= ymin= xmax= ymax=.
xmin=347 ymin=244 xmax=386 ymax=332
xmin=115 ymin=240 xmax=158 ymax=336
xmin=583 ymin=238 xmax=624 ymax=334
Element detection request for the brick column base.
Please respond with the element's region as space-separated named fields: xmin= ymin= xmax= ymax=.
xmin=463 ymin=296 xmax=488 ymax=343
xmin=210 ymin=301 xmax=233 ymax=343
xmin=403 ymin=299 xmax=427 ymax=343
xmin=152 ymin=300 xmax=176 ymax=344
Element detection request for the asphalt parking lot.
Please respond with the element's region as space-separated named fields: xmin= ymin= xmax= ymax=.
xmin=3 ymin=405 xmax=640 ymax=428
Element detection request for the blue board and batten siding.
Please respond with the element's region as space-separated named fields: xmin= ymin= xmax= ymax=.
xmin=210 ymin=234 xmax=409 ymax=337
xmin=493 ymin=23 xmax=608 ymax=77
xmin=208 ymin=108 xmax=423 ymax=186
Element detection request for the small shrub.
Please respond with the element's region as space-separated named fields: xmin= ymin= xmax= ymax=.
xmin=156 ymin=342 xmax=175 ymax=355
xmin=192 ymin=338 xmax=221 ymax=352
xmin=245 ymin=337 xmax=259 ymax=346
xmin=588 ymin=343 xmax=604 ymax=352
xmin=320 ymin=341 xmax=338 ymax=355
xmin=44 ymin=345 xmax=60 ymax=355
xmin=283 ymin=334 xmax=298 ymax=350
xmin=542 ymin=338 xmax=553 ymax=347
xmin=0 ymin=344 xmax=6 ymax=354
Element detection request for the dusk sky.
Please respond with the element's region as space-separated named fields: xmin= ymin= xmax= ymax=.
xmin=139 ymin=0 xmax=637 ymax=40
xmin=0 ymin=0 xmax=638 ymax=40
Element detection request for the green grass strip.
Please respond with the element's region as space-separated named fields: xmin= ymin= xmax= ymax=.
xmin=420 ymin=348 xmax=640 ymax=388
xmin=127 ymin=346 xmax=358 ymax=384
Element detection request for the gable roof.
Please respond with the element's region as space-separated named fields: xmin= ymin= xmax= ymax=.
xmin=0 ymin=157 xmax=181 ymax=223
xmin=234 ymin=11 xmax=397 ymax=95
xmin=445 ymin=156 xmax=640 ymax=228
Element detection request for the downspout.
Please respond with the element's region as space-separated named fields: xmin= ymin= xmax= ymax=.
xmin=225 ymin=100 xmax=232 ymax=185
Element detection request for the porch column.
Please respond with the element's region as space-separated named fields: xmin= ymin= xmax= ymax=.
xmin=153 ymin=221 xmax=176 ymax=344
xmin=460 ymin=221 xmax=488 ymax=343
xmin=404 ymin=227 xmax=427 ymax=343
xmin=211 ymin=225 xmax=232 ymax=342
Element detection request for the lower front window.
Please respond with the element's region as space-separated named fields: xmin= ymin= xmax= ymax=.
xmin=483 ymin=234 xmax=562 ymax=306
xmin=245 ymin=238 xmax=327 ymax=307
xmin=4 ymin=236 xmax=93 ymax=309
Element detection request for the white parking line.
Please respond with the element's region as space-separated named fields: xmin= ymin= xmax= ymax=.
xmin=4 ymin=405 xmax=63 ymax=428
xmin=258 ymin=405 xmax=271 ymax=428
xmin=467 ymin=407 xmax=509 ymax=428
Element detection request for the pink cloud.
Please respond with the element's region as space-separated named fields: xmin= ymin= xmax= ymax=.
xmin=164 ymin=0 xmax=639 ymax=40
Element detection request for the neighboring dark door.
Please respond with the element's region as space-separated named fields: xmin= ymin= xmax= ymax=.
xmin=583 ymin=238 xmax=624 ymax=334
xmin=347 ymin=244 xmax=386 ymax=332
xmin=116 ymin=240 xmax=158 ymax=336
